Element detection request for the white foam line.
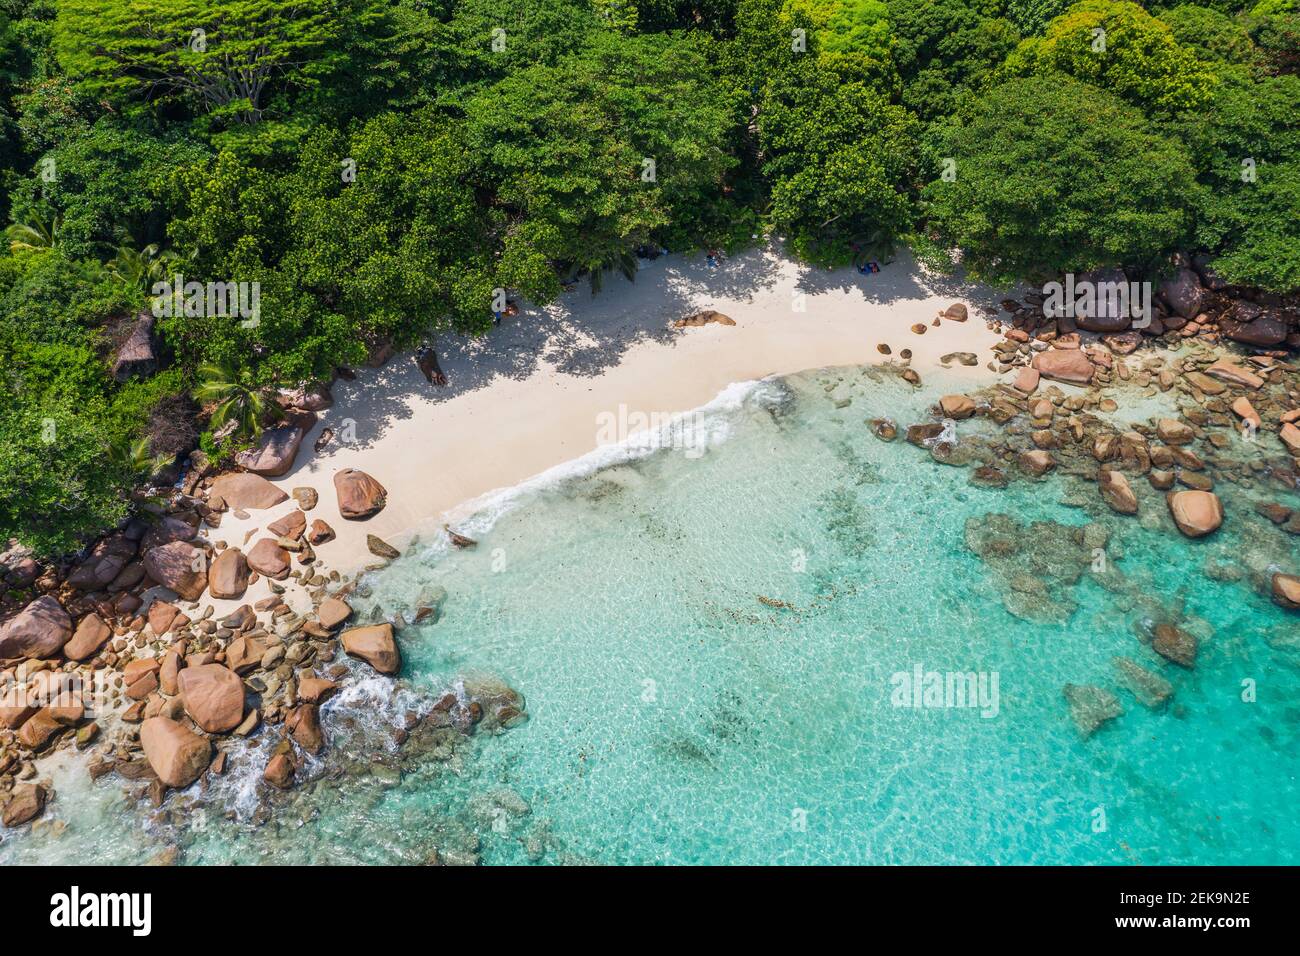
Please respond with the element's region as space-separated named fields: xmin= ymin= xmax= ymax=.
xmin=425 ymin=377 xmax=780 ymax=548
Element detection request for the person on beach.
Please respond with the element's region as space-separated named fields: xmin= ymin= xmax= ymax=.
xmin=415 ymin=344 xmax=448 ymax=387
xmin=494 ymin=301 xmax=520 ymax=325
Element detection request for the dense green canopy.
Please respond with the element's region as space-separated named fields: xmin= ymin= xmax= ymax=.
xmin=0 ymin=0 xmax=1297 ymax=555
xmin=920 ymin=75 xmax=1199 ymax=284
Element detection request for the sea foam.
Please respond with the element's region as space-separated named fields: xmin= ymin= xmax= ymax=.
xmin=413 ymin=377 xmax=784 ymax=560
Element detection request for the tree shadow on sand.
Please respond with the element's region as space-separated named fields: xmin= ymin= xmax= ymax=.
xmin=294 ymin=242 xmax=1019 ymax=454
xmin=789 ymin=246 xmax=1014 ymax=313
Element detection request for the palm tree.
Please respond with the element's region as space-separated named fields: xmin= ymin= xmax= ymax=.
xmin=108 ymin=435 xmax=173 ymax=484
xmin=108 ymin=239 xmax=175 ymax=292
xmin=5 ymin=215 xmax=61 ymax=252
xmin=193 ymin=360 xmax=281 ymax=440
xmin=587 ymin=248 xmax=639 ymax=295
xmin=852 ymin=227 xmax=897 ymax=271
xmin=104 ymin=436 xmax=173 ymax=515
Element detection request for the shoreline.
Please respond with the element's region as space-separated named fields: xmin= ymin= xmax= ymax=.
xmin=215 ymin=245 xmax=1012 ymax=583
xmin=7 ymin=243 xmax=1300 ymax=858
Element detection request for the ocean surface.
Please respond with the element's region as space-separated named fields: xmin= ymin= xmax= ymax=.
xmin=5 ymin=365 xmax=1299 ymax=865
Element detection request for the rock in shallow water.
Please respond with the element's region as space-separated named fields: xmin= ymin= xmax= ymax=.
xmin=906 ymin=422 xmax=944 ymax=446
xmin=264 ymin=753 xmax=294 ymax=789
xmin=367 ymin=535 xmax=401 ymax=560
xmin=869 ymin=418 xmax=897 ymax=442
xmin=1166 ymin=490 xmax=1223 ymax=538
xmin=298 ymin=677 xmax=339 ymax=704
xmin=1152 ymin=623 xmax=1198 ymax=668
xmin=1 ymin=783 xmax=47 ymax=827
xmin=1018 ymin=450 xmax=1055 ymax=477
xmin=1112 ymin=657 xmax=1173 ymax=708
xmin=287 ymin=703 xmax=326 ymax=754
xmin=341 ymin=623 xmax=401 ymax=674
xmin=1063 ymin=683 xmax=1123 ymax=738
xmin=140 ymin=716 xmax=211 ymax=788
xmin=964 ymin=513 xmax=1104 ymax=624
xmin=970 ymin=465 xmax=1008 ymax=488
xmin=1099 ymin=469 xmax=1138 ymax=515
xmin=939 ymin=394 xmax=977 ymax=419
xmin=1272 ymin=573 xmax=1300 ymax=610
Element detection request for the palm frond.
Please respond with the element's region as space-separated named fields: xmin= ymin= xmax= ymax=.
xmin=109 ymin=240 xmax=176 ymax=291
xmin=5 ymin=216 xmax=60 ymax=252
xmin=108 ymin=435 xmax=164 ymax=478
xmin=210 ymin=395 xmax=240 ymax=431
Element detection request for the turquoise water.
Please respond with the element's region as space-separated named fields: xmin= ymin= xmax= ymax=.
xmin=5 ymin=365 xmax=1299 ymax=864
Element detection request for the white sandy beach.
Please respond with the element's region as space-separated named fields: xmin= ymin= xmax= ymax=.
xmin=207 ymin=245 xmax=1013 ymax=600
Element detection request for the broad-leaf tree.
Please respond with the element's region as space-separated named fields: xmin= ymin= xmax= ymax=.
xmin=922 ymin=74 xmax=1198 ymax=284
xmin=761 ymin=60 xmax=920 ymax=265
xmin=53 ymin=0 xmax=344 ymax=125
xmin=1004 ymin=0 xmax=1217 ymax=113
xmin=464 ymin=30 xmax=734 ymax=296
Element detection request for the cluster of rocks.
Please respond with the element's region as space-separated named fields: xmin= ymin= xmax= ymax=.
xmin=917 ymin=335 xmax=1300 ymax=730
xmin=1 ymin=446 xmax=524 ymax=836
xmin=963 ymin=513 xmax=1114 ymax=624
xmin=151 ymin=665 xmax=533 ymax=864
xmin=893 ymin=330 xmax=1300 ymax=551
xmin=993 ymin=259 xmax=1299 ymax=353
xmin=961 ymin=511 xmax=1197 ymax=741
xmin=1061 ymin=629 xmax=1190 ymax=739
xmin=866 ymin=279 xmax=1300 ymax=740
xmin=903 ymin=302 xmax=969 ymax=338
xmin=1062 ymin=683 xmax=1124 ymax=738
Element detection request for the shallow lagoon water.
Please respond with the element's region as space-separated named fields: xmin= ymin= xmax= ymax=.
xmin=5 ymin=366 xmax=1299 ymax=864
